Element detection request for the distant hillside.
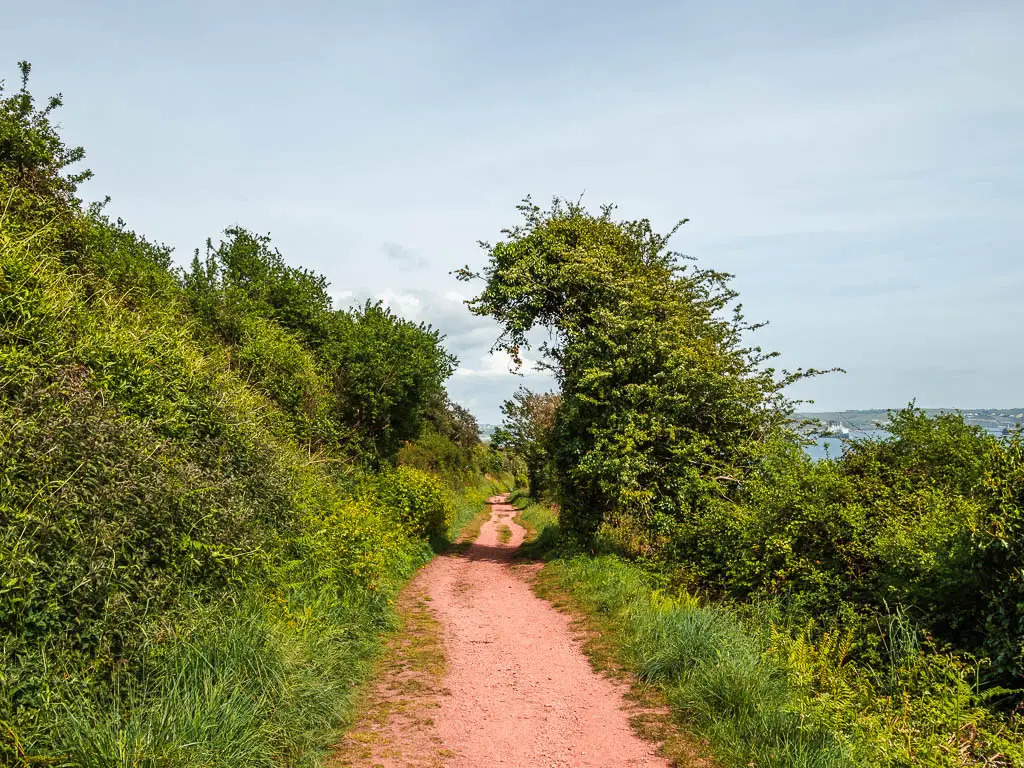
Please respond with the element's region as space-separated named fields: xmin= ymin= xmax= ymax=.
xmin=795 ymin=408 xmax=1024 ymax=431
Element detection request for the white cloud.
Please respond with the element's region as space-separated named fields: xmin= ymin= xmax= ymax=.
xmin=330 ymin=289 xmax=354 ymax=310
xmin=455 ymin=350 xmax=546 ymax=378
xmin=375 ymin=290 xmax=423 ymax=320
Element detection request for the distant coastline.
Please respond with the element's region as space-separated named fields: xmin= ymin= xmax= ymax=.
xmin=793 ymin=407 xmax=1023 ymax=433
xmin=481 ymin=409 xmax=1024 ymax=443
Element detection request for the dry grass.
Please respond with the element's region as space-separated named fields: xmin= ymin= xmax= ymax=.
xmin=326 ymin=586 xmax=448 ymax=768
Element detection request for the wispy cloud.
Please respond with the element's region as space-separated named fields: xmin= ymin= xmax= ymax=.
xmin=381 ymin=242 xmax=427 ymax=269
xmin=454 ymin=350 xmax=546 ymax=379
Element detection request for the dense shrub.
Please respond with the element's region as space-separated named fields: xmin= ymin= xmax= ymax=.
xmin=234 ymin=313 xmax=338 ymax=445
xmin=182 ymin=229 xmax=455 ymax=464
xmin=328 ymin=302 xmax=456 ymax=462
xmin=183 ymin=228 xmax=335 ymax=348
xmin=0 ymin=64 xmax=504 ymax=765
xmin=972 ymin=436 xmax=1024 ymax=682
xmin=460 ymin=198 xmax=828 ymax=544
xmin=369 ymin=466 xmax=456 ymax=540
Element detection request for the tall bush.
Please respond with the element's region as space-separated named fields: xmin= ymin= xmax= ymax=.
xmin=459 ymin=198 xmax=824 ymax=542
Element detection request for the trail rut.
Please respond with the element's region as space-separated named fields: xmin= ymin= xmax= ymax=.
xmin=330 ymin=495 xmax=671 ymax=767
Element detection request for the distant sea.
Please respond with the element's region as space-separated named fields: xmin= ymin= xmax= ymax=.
xmin=805 ymin=426 xmax=1008 ymax=461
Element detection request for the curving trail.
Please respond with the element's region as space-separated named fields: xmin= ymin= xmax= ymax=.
xmin=330 ymin=494 xmax=670 ymax=767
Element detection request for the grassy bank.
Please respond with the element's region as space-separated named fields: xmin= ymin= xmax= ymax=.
xmin=5 ymin=485 xmax=503 ymax=768
xmin=514 ymin=496 xmax=1023 ymax=768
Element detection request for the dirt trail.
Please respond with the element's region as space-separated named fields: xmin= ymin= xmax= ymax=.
xmin=331 ymin=494 xmax=671 ymax=767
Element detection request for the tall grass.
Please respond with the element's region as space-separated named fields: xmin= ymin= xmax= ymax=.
xmin=49 ymin=590 xmax=388 ymax=768
xmin=542 ymin=555 xmax=856 ymax=768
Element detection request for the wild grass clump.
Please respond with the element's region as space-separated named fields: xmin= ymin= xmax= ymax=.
xmin=631 ymin=605 xmax=748 ymax=684
xmin=49 ymin=588 xmax=393 ymax=768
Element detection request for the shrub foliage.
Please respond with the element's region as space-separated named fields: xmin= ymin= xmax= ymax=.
xmin=471 ymin=199 xmax=1024 ymax=766
xmin=0 ymin=63 xmax=501 ymax=766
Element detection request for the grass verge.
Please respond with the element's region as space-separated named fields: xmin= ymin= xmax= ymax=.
xmin=518 ymin=496 xmax=858 ymax=768
xmin=539 ymin=557 xmax=856 ymax=768
xmin=510 ymin=496 xmax=560 ymax=556
xmin=326 ymin=586 xmax=448 ymax=767
xmin=31 ymin=489 xmax=502 ymax=768
xmin=323 ymin=487 xmax=499 ymax=765
xmin=529 ymin=565 xmax=716 ymax=768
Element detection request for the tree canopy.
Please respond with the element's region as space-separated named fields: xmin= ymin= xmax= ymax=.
xmin=492 ymin=387 xmax=560 ymax=498
xmin=460 ymin=197 xmax=820 ymax=541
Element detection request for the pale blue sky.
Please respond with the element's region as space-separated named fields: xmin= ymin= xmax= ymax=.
xmin=5 ymin=1 xmax=1022 ymax=422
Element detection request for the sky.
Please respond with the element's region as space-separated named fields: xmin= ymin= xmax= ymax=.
xmin=5 ymin=0 xmax=1022 ymax=423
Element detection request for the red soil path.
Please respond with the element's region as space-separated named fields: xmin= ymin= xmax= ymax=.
xmin=424 ymin=495 xmax=669 ymax=767
xmin=330 ymin=494 xmax=672 ymax=767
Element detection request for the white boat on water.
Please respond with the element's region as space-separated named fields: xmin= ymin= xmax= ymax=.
xmin=1003 ymin=424 xmax=1021 ymax=437
xmin=825 ymin=421 xmax=851 ymax=438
